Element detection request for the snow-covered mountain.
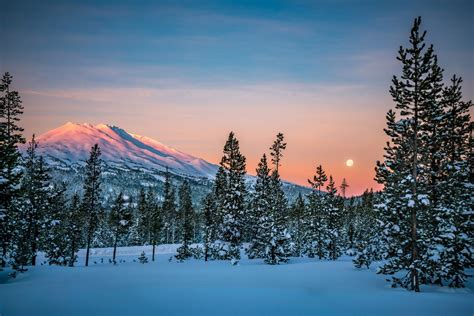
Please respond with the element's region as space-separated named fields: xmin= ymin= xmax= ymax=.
xmin=31 ymin=122 xmax=219 ymax=179
xmin=23 ymin=122 xmax=310 ymax=204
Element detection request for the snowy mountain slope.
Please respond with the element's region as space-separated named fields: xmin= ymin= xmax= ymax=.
xmin=30 ymin=122 xmax=219 ymax=179
xmin=22 ymin=122 xmax=311 ymax=204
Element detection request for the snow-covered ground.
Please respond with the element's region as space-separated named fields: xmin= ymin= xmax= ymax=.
xmin=1 ymin=245 xmax=472 ymax=316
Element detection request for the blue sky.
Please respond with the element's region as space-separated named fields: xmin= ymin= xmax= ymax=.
xmin=1 ymin=0 xmax=473 ymax=194
xmin=3 ymin=0 xmax=472 ymax=91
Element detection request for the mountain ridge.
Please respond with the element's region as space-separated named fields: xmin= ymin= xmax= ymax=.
xmin=29 ymin=122 xmax=219 ymax=179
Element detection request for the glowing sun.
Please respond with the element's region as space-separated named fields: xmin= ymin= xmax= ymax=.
xmin=346 ymin=159 xmax=354 ymax=167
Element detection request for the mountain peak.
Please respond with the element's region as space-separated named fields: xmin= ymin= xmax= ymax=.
xmin=31 ymin=122 xmax=218 ymax=178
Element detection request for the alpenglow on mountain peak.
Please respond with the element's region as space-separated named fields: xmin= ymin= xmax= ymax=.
xmin=30 ymin=122 xmax=219 ymax=178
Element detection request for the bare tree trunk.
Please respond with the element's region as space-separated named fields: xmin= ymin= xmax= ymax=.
xmin=69 ymin=239 xmax=75 ymax=267
xmin=113 ymin=230 xmax=118 ymax=262
xmin=85 ymin=233 xmax=91 ymax=267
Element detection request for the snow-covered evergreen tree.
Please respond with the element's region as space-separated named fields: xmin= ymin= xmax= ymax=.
xmin=208 ymin=166 xmax=227 ymax=258
xmin=161 ymin=169 xmax=177 ymax=244
xmin=0 ymin=72 xmax=25 ymax=269
xmin=431 ymin=75 xmax=472 ymax=287
xmin=21 ymin=135 xmax=51 ymax=266
xmin=175 ymin=181 xmax=194 ymax=261
xmin=216 ymin=132 xmax=247 ymax=263
xmin=138 ymin=251 xmax=148 ymax=264
xmin=148 ymin=189 xmax=162 ymax=261
xmin=109 ymin=192 xmax=132 ymax=262
xmin=247 ymin=154 xmax=272 ymax=260
xmin=289 ymin=193 xmax=305 ymax=257
xmin=136 ymin=188 xmax=150 ymax=245
xmin=202 ymin=192 xmax=216 ymax=261
xmin=82 ymin=144 xmax=103 ymax=267
xmin=302 ymin=165 xmax=329 ymax=259
xmin=265 ymin=133 xmax=291 ymax=264
xmin=65 ymin=192 xmax=84 ymax=267
xmin=43 ymin=183 xmax=70 ymax=266
xmin=325 ymin=176 xmax=343 ymax=261
xmin=8 ymin=135 xmax=50 ymax=272
xmin=353 ymin=190 xmax=381 ymax=269
xmin=375 ymin=17 xmax=466 ymax=291
xmin=345 ymin=197 xmax=357 ymax=254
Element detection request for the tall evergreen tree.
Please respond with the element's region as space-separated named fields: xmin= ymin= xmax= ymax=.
xmin=202 ymin=192 xmax=216 ymax=262
xmin=289 ymin=193 xmax=305 ymax=257
xmin=0 ymin=72 xmax=25 ymax=268
xmin=161 ymin=169 xmax=176 ymax=244
xmin=375 ymin=17 xmax=467 ymax=291
xmin=44 ymin=183 xmax=71 ymax=266
xmin=325 ymin=176 xmax=343 ymax=261
xmin=217 ymin=132 xmax=247 ymax=263
xmin=247 ymin=154 xmax=272 ymax=260
xmin=21 ymin=135 xmax=51 ymax=266
xmin=65 ymin=193 xmax=84 ymax=267
xmin=353 ymin=190 xmax=381 ymax=269
xmin=175 ymin=181 xmax=194 ymax=261
xmin=266 ymin=133 xmax=291 ymax=264
xmin=432 ymin=75 xmax=472 ymax=287
xmin=8 ymin=135 xmax=50 ymax=272
xmin=148 ymin=189 xmax=162 ymax=261
xmin=302 ymin=164 xmax=329 ymax=259
xmin=83 ymin=144 xmax=102 ymax=267
xmin=137 ymin=188 xmax=150 ymax=245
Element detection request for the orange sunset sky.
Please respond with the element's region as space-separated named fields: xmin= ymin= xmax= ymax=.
xmin=4 ymin=1 xmax=473 ymax=196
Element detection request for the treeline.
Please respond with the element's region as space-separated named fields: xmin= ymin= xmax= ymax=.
xmin=0 ymin=82 xmax=365 ymax=271
xmin=0 ymin=71 xmax=367 ymax=272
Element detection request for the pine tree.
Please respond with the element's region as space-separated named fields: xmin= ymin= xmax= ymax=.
xmin=432 ymin=76 xmax=472 ymax=287
xmin=175 ymin=181 xmax=194 ymax=261
xmin=302 ymin=164 xmax=329 ymax=259
xmin=161 ymin=169 xmax=176 ymax=244
xmin=209 ymin=166 xmax=227 ymax=257
xmin=340 ymin=178 xmax=349 ymax=199
xmin=353 ymin=190 xmax=381 ymax=269
xmin=83 ymin=144 xmax=102 ymax=267
xmin=202 ymin=193 xmax=216 ymax=261
xmin=376 ymin=17 xmax=447 ymax=291
xmin=65 ymin=193 xmax=84 ymax=267
xmin=148 ymin=189 xmax=162 ymax=262
xmin=289 ymin=193 xmax=305 ymax=257
xmin=138 ymin=251 xmax=148 ymax=264
xmin=0 ymin=72 xmax=25 ymax=268
xmin=92 ymin=207 xmax=114 ymax=248
xmin=269 ymin=132 xmax=286 ymax=175
xmin=308 ymin=165 xmax=328 ymax=194
xmin=345 ymin=197 xmax=357 ymax=253
xmin=109 ymin=192 xmax=132 ymax=262
xmin=42 ymin=183 xmax=74 ymax=266
xmin=137 ymin=188 xmax=150 ymax=245
xmin=325 ymin=176 xmax=343 ymax=261
xmin=216 ymin=132 xmax=247 ymax=263
xmin=247 ymin=154 xmax=272 ymax=260
xmin=375 ymin=109 xmax=415 ymax=284
xmin=21 ymin=135 xmax=51 ymax=266
xmin=265 ymin=133 xmax=291 ymax=264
